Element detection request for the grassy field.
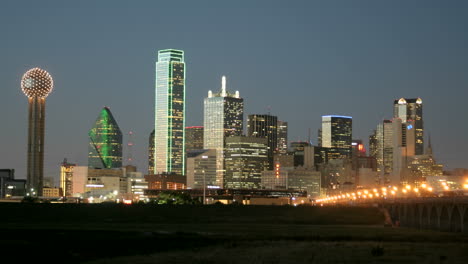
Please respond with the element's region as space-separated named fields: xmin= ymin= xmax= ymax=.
xmin=1 ymin=203 xmax=466 ymax=263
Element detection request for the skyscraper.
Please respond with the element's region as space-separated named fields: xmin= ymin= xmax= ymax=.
xmin=321 ymin=115 xmax=352 ymax=159
xmin=204 ymin=76 xmax=243 ymax=187
xmin=224 ymin=136 xmax=268 ymax=189
xmin=88 ymin=107 xmax=122 ymax=169
xmin=21 ymin=68 xmax=54 ymax=196
xmin=148 ymin=129 xmax=155 ymax=174
xmin=393 ymin=98 xmax=423 ymax=155
xmin=185 ymin=126 xmax=204 ymax=152
xmin=60 ymin=158 xmax=76 ymax=197
xmin=277 ymin=121 xmax=288 ymax=154
xmin=247 ymin=114 xmax=278 ymax=169
xmin=154 ymin=49 xmax=186 ymax=175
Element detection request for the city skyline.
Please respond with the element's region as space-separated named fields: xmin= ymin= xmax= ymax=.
xmin=1 ymin=1 xmax=468 ymax=182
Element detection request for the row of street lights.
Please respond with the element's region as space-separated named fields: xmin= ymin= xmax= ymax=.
xmin=316 ymin=179 xmax=468 ymax=205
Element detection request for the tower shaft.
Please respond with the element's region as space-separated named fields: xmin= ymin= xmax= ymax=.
xmin=27 ymin=97 xmax=46 ymax=196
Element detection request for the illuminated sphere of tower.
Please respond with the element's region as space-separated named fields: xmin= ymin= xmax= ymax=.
xmin=21 ymin=68 xmax=54 ymax=98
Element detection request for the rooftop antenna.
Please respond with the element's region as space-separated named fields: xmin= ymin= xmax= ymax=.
xmin=221 ymin=76 xmax=227 ymax=97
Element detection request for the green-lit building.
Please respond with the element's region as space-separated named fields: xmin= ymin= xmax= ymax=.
xmin=154 ymin=49 xmax=185 ymax=175
xmin=88 ymin=107 xmax=122 ymax=169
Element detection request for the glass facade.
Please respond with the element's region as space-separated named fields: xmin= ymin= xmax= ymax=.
xmin=148 ymin=129 xmax=155 ymax=174
xmin=88 ymin=107 xmax=122 ymax=169
xmin=186 ymin=149 xmax=218 ymax=189
xmin=154 ymin=49 xmax=185 ymax=175
xmin=277 ymin=121 xmax=288 ymax=154
xmin=203 ymin=76 xmax=243 ymax=187
xmin=321 ymin=115 xmax=352 ymax=159
xmin=382 ymin=119 xmax=394 ymax=180
xmin=393 ymin=98 xmax=424 ymax=155
xmin=247 ymin=114 xmax=278 ymax=170
xmin=224 ymin=136 xmax=268 ymax=189
xmin=185 ymin=126 xmax=204 ymax=152
xmin=60 ymin=159 xmax=76 ymax=197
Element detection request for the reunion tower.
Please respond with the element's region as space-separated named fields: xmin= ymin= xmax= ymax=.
xmin=21 ymin=68 xmax=54 ymax=196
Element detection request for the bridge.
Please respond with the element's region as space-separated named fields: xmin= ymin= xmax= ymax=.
xmin=320 ymin=197 xmax=468 ymax=233
xmin=382 ymin=197 xmax=468 ymax=233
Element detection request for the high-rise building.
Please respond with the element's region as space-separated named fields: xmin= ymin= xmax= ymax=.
xmin=290 ymin=141 xmax=310 ymax=167
xmin=321 ymin=115 xmax=352 ymax=159
xmin=60 ymin=158 xmax=76 ymax=197
xmin=148 ymin=129 xmax=155 ymax=174
xmin=369 ymin=130 xmax=378 ymax=159
xmin=154 ymin=49 xmax=186 ymax=175
xmin=382 ymin=119 xmax=394 ymax=181
xmin=224 ymin=136 xmax=268 ymax=189
xmin=393 ymin=98 xmax=423 ymax=155
xmin=21 ymin=68 xmax=54 ymax=196
xmin=185 ymin=126 xmax=204 ymax=152
xmin=88 ymin=107 xmax=123 ymax=169
xmin=247 ymin=114 xmax=278 ymax=170
xmin=277 ymin=121 xmax=288 ymax=154
xmin=186 ymin=149 xmax=217 ymax=189
xmin=203 ymin=76 xmax=243 ymax=187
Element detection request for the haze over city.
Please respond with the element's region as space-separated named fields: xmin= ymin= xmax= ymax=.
xmin=1 ymin=0 xmax=467 ymax=182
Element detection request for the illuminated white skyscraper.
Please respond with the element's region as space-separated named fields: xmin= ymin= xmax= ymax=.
xmin=393 ymin=98 xmax=423 ymax=155
xmin=203 ymin=76 xmax=243 ymax=187
xmin=154 ymin=49 xmax=185 ymax=175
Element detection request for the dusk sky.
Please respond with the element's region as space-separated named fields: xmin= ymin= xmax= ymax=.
xmin=1 ymin=0 xmax=467 ymax=183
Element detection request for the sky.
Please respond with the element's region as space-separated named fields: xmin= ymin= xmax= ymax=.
xmin=1 ymin=0 xmax=467 ymax=184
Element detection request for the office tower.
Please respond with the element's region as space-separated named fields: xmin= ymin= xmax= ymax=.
xmin=317 ymin=129 xmax=322 ymax=147
xmin=154 ymin=49 xmax=185 ymax=175
xmin=247 ymin=114 xmax=278 ymax=170
xmin=186 ymin=149 xmax=217 ymax=189
xmin=21 ymin=68 xmax=54 ymax=196
xmin=88 ymin=107 xmax=123 ymax=169
xmin=393 ymin=98 xmax=423 ymax=155
xmin=148 ymin=129 xmax=155 ymax=174
xmin=392 ymin=118 xmax=416 ymax=184
xmin=277 ymin=121 xmax=288 ymax=154
xmin=60 ymin=158 xmax=76 ymax=197
xmin=224 ymin=136 xmax=268 ymax=189
xmin=0 ymin=169 xmax=26 ymax=198
xmin=321 ymin=115 xmax=352 ymax=159
xmin=382 ymin=119 xmax=394 ymax=180
xmin=185 ymin=126 xmax=204 ymax=152
xmin=369 ymin=130 xmax=378 ymax=159
xmin=261 ymin=167 xmax=321 ymax=198
xmin=290 ymin=141 xmax=310 ymax=167
xmin=204 ymin=76 xmax=243 ymax=187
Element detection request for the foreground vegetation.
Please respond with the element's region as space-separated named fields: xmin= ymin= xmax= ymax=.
xmin=1 ymin=203 xmax=466 ymax=263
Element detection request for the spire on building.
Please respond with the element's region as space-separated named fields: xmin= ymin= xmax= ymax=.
xmin=221 ymin=76 xmax=227 ymax=97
